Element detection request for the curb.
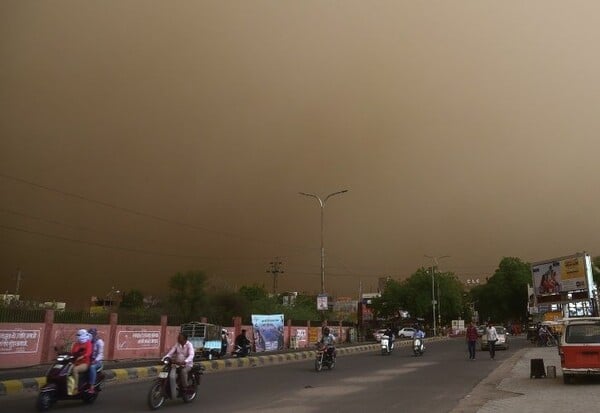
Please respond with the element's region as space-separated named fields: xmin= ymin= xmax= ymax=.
xmin=0 ymin=338 xmax=446 ymax=397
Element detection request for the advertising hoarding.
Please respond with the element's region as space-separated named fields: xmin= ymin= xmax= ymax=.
xmin=531 ymin=252 xmax=594 ymax=304
xmin=251 ymin=314 xmax=284 ymax=352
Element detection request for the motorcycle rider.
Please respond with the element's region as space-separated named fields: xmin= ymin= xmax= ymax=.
xmin=69 ymin=329 xmax=93 ymax=395
xmin=383 ymin=326 xmax=395 ymax=350
xmin=86 ymin=328 xmax=104 ymax=394
xmin=234 ymin=329 xmax=251 ymax=356
xmin=163 ymin=333 xmax=195 ymax=393
xmin=319 ymin=327 xmax=336 ymax=360
xmin=413 ymin=325 xmax=425 ymax=352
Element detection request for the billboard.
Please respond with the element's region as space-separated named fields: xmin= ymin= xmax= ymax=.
xmin=531 ymin=253 xmax=594 ymax=304
xmin=251 ymin=314 xmax=284 ymax=352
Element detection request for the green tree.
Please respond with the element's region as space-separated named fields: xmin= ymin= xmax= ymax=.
xmin=472 ymin=257 xmax=530 ymax=323
xmin=168 ymin=270 xmax=207 ymax=320
xmin=119 ymin=289 xmax=144 ymax=310
xmin=205 ymin=290 xmax=249 ymax=326
xmin=283 ymin=294 xmax=323 ymax=321
xmin=370 ymin=268 xmax=466 ymax=326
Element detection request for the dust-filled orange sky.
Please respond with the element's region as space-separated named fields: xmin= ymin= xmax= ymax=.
xmin=1 ymin=1 xmax=599 ymax=308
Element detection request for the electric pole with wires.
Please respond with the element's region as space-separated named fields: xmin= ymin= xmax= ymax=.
xmin=266 ymin=258 xmax=284 ymax=295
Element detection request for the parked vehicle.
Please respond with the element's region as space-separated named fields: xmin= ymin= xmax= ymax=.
xmin=36 ymin=351 xmax=105 ymax=411
xmin=180 ymin=322 xmax=223 ymax=360
xmin=398 ymin=328 xmax=416 ymax=339
xmin=559 ymin=317 xmax=600 ymax=384
xmin=147 ymin=356 xmax=204 ymax=410
xmin=314 ymin=343 xmax=336 ymax=371
xmin=480 ymin=326 xmax=509 ymax=350
xmin=380 ymin=335 xmax=393 ymax=355
xmin=413 ymin=337 xmax=424 ymax=356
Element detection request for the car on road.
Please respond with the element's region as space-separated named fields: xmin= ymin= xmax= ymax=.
xmin=373 ymin=329 xmax=388 ymax=342
xmin=476 ymin=325 xmax=486 ymax=337
xmin=480 ymin=326 xmax=509 ymax=350
xmin=398 ymin=327 xmax=416 ymax=339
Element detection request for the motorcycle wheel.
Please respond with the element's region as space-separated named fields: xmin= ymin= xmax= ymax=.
xmin=36 ymin=392 xmax=52 ymax=412
xmin=315 ymin=359 xmax=323 ymax=372
xmin=147 ymin=381 xmax=166 ymax=410
xmin=182 ymin=384 xmax=198 ymax=403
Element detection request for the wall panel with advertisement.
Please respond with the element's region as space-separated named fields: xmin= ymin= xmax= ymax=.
xmin=531 ymin=252 xmax=596 ymax=311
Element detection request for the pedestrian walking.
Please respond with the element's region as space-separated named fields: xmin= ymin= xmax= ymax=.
xmin=466 ymin=322 xmax=478 ymax=360
xmin=486 ymin=321 xmax=498 ymax=359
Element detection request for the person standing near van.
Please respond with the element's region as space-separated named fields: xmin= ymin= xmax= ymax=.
xmin=486 ymin=322 xmax=498 ymax=359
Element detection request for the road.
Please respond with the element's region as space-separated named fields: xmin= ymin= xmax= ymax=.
xmin=2 ymin=336 xmax=529 ymax=413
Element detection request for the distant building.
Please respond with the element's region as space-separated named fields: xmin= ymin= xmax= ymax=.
xmin=40 ymin=301 xmax=66 ymax=311
xmin=281 ymin=292 xmax=298 ymax=307
xmin=0 ymin=294 xmax=20 ymax=305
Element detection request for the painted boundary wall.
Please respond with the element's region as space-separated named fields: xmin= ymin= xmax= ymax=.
xmin=1 ymin=310 xmax=355 ymax=369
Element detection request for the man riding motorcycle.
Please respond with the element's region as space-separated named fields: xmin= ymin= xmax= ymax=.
xmin=163 ymin=333 xmax=195 ymax=392
xmin=319 ymin=327 xmax=336 ymax=360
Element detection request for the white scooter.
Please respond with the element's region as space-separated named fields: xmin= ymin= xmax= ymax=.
xmin=413 ymin=337 xmax=424 ymax=356
xmin=381 ymin=335 xmax=394 ymax=355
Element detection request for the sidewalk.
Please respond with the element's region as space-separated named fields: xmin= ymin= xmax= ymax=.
xmin=453 ymin=346 xmax=600 ymax=413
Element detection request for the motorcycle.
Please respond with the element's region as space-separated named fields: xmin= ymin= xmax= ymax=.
xmin=413 ymin=337 xmax=424 ymax=356
xmin=380 ymin=335 xmax=393 ymax=355
xmin=315 ymin=343 xmax=336 ymax=372
xmin=36 ymin=352 xmax=105 ymax=411
xmin=147 ymin=357 xmax=204 ymax=410
xmin=231 ymin=343 xmax=251 ymax=358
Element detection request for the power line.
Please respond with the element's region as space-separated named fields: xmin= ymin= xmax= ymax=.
xmin=0 ymin=223 xmax=271 ymax=262
xmin=0 ymin=172 xmax=317 ymax=252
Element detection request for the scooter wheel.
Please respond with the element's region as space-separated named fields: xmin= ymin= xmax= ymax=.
xmin=36 ymin=392 xmax=52 ymax=412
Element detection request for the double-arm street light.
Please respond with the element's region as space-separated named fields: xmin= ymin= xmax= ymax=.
xmin=299 ymin=190 xmax=349 ymax=294
xmin=424 ymin=255 xmax=450 ymax=336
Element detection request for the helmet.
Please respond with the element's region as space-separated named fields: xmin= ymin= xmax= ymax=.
xmin=76 ymin=329 xmax=90 ymax=344
xmin=222 ymin=329 xmax=227 ymax=334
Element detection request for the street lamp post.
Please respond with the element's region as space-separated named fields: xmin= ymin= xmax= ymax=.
xmin=424 ymin=255 xmax=450 ymax=336
xmin=299 ymin=190 xmax=348 ymax=294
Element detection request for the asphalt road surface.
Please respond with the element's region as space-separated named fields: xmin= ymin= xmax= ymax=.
xmin=2 ymin=336 xmax=529 ymax=413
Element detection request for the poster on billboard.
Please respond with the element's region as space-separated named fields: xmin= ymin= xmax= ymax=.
xmin=317 ymin=294 xmax=328 ymax=311
xmin=251 ymin=314 xmax=284 ymax=352
xmin=532 ymin=254 xmax=589 ymax=298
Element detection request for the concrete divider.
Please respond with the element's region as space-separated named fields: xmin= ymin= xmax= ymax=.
xmin=0 ymin=338 xmax=446 ymax=397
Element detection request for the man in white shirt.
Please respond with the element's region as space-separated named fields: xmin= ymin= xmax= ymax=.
xmin=164 ymin=333 xmax=195 ymax=391
xmin=486 ymin=322 xmax=498 ymax=359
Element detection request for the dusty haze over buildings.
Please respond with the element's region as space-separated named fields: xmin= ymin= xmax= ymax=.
xmin=1 ymin=1 xmax=599 ymax=307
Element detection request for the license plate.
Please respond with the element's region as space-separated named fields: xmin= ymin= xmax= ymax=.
xmin=158 ymin=372 xmax=168 ymax=378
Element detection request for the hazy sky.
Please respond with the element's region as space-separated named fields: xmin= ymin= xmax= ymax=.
xmin=2 ymin=1 xmax=599 ymax=308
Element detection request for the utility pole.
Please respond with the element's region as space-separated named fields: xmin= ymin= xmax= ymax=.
xmin=266 ymin=258 xmax=284 ymax=295
xmin=15 ymin=268 xmax=22 ymax=295
xmin=424 ymin=255 xmax=450 ymax=336
xmin=299 ymin=189 xmax=348 ymax=294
